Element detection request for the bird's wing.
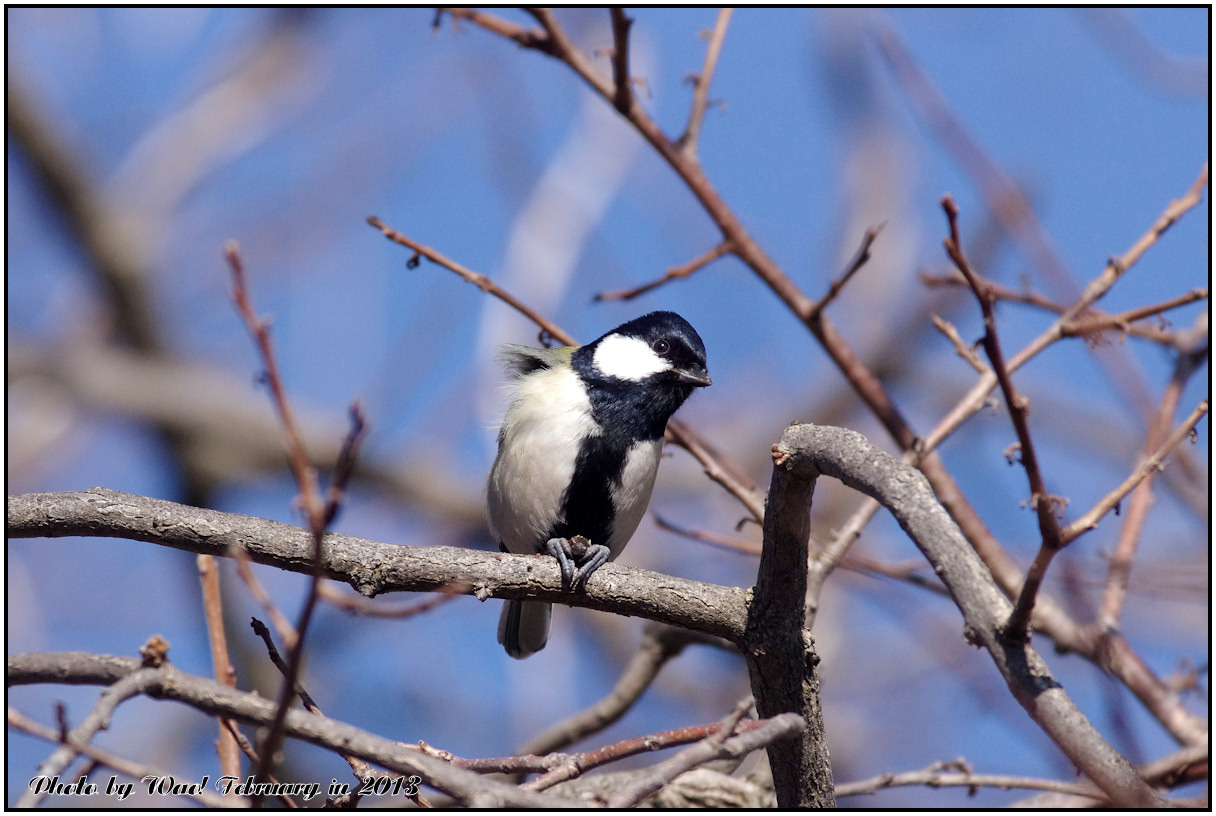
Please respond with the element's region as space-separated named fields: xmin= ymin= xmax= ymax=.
xmin=498 ymin=344 xmax=577 ymax=378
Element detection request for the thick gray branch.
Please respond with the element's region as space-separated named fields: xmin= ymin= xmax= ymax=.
xmin=6 ymin=651 xmax=574 ymax=809
xmin=6 ymin=488 xmax=746 ymax=643
xmin=745 ymin=432 xmax=834 ymax=807
xmin=770 ymin=423 xmax=1163 ymax=808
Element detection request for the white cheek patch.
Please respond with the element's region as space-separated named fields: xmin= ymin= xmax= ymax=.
xmin=593 ymin=334 xmax=670 ymax=381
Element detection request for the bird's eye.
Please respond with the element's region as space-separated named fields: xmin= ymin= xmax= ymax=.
xmin=652 ymin=338 xmax=670 ymax=356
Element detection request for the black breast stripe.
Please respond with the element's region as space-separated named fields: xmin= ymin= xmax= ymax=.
xmin=548 ymin=433 xmax=624 ymax=549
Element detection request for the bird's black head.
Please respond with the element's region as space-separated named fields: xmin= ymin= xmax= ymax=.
xmin=573 ymin=311 xmax=710 ymax=440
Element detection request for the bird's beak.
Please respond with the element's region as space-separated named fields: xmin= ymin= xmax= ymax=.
xmin=674 ymin=366 xmax=712 ymax=388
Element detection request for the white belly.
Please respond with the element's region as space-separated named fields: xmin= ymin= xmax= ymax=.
xmin=488 ymin=364 xmax=598 ymax=554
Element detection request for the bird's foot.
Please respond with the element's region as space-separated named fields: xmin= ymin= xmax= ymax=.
xmin=545 ymin=536 xmax=610 ymax=592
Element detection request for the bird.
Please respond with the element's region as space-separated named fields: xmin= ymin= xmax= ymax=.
xmin=487 ymin=311 xmax=711 ymax=658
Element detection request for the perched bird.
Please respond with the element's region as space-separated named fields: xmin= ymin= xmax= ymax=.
xmin=487 ymin=311 xmax=711 ymax=658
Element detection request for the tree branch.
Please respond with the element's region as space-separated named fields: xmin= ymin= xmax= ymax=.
xmin=678 ymin=7 xmax=734 ymax=157
xmin=608 ymin=8 xmax=634 ymax=114
xmin=6 ymin=488 xmax=748 ymax=644
xmin=9 ymin=707 xmax=236 ymax=809
xmin=518 ymin=624 xmax=732 ymax=759
xmin=745 ymin=437 xmax=835 ymax=807
xmin=7 ymin=651 xmax=577 ymax=809
xmin=767 ymin=423 xmax=1164 ymax=808
xmin=941 ymin=196 xmax=1067 ymax=640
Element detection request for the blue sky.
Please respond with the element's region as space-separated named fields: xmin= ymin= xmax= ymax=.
xmin=7 ymin=8 xmax=1209 ymax=807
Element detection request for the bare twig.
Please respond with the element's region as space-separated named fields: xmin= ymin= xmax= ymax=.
xmin=804 ymin=494 xmax=881 ymax=629
xmin=218 ymin=720 xmax=301 ymax=808
xmin=519 ymin=624 xmax=734 ymax=762
xmin=366 ymin=215 xmax=573 ymax=345
xmin=1060 ymin=287 xmax=1209 ymax=341
xmin=931 ymin=314 xmax=990 ymax=374
xmin=835 ymin=758 xmax=1105 ymax=801
xmin=1010 ymin=742 xmax=1210 ymax=807
xmin=7 ymin=488 xmax=751 ymax=645
xmin=430 ymin=709 xmax=783 ymax=796
xmin=654 ymin=514 xmax=760 ymax=555
xmin=1070 ymin=163 xmax=1209 ymax=318
xmin=197 ymin=554 xmax=242 ymax=789
xmin=595 ymin=240 xmax=735 ymax=301
xmin=224 ymin=242 xmax=369 ymax=796
xmin=228 ymin=542 xmax=299 ymax=650
xmin=316 ymin=582 xmax=465 ymax=618
xmin=8 ymin=651 xmax=576 ymax=809
xmin=666 ymin=419 xmax=766 ymax=522
xmin=321 ymin=401 xmax=368 ymax=528
xmin=367 ymin=216 xmax=765 ymax=524
xmin=249 ymin=618 xmax=325 ymax=716
xmin=1062 ymin=399 xmax=1209 ymax=546
xmin=17 ymin=663 xmax=165 ymax=808
xmin=224 ymin=243 xmax=324 ymax=525
xmin=605 ymin=705 xmax=801 ymax=808
xmin=608 ymin=8 xmax=635 ymax=113
xmin=678 ymin=7 xmax=734 ymax=157
xmin=924 ymin=272 xmax=1202 ymax=347
xmin=250 ymin=618 xmax=376 ymax=783
xmin=940 ymin=196 xmax=1067 ymax=641
xmin=770 ymin=423 xmax=1163 ymax=807
xmin=1089 ymin=313 xmax=1209 ymax=633
xmin=9 ymin=707 xmax=240 ymax=809
xmin=806 ymin=223 xmax=886 ymax=323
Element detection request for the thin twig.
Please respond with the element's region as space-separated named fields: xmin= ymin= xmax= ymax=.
xmin=518 ymin=624 xmax=733 ymax=766
xmin=224 ymin=242 xmax=368 ymax=797
xmin=17 ymin=665 xmax=164 ymax=808
xmin=835 ymin=758 xmax=1106 ymax=801
xmin=9 ymin=707 xmax=241 ymax=809
xmin=1091 ymin=318 xmax=1208 ymax=632
xmin=678 ymin=8 xmax=734 ymax=157
xmin=434 ymin=709 xmax=780 ymax=791
xmin=1069 ymin=163 xmax=1209 ymax=319
xmin=1060 ymin=287 xmax=1209 ymax=341
xmin=608 ymin=8 xmax=634 ymax=113
xmin=666 ymin=419 xmax=766 ymax=522
xmin=368 ymin=216 xmax=765 ymax=522
xmin=924 ymin=271 xmax=1201 ymax=347
xmin=227 ymin=542 xmax=299 ymax=650
xmin=366 ymin=216 xmax=573 ymax=345
xmin=806 ymin=223 xmax=886 ymax=323
xmin=654 ymin=514 xmax=759 ymax=554
xmin=316 ymin=582 xmax=466 ymax=618
xmin=931 ymin=314 xmax=990 ymax=374
xmin=594 ymin=240 xmax=735 ymax=301
xmin=250 ymin=618 xmax=377 ymax=783
xmin=219 ymin=720 xmax=300 ymax=808
xmin=196 ymin=554 xmax=242 ymax=789
xmin=224 ymin=243 xmax=324 ymax=526
xmin=1062 ymin=399 xmax=1209 ymax=545
xmin=605 ymin=705 xmax=801 ymax=808
xmin=321 ymin=401 xmax=368 ymax=527
xmin=940 ymin=196 xmax=1066 ymax=642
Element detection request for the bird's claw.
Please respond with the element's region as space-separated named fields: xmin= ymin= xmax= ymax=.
xmin=545 ymin=536 xmax=610 ymax=592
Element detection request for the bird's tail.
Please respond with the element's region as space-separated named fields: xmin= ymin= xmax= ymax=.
xmin=498 ymin=599 xmax=552 ymax=659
